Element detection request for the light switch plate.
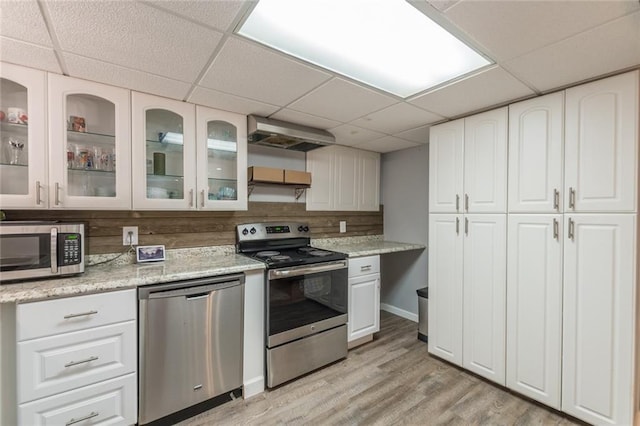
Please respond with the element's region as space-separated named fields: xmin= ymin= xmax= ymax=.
xmin=339 ymin=221 xmax=346 ymax=233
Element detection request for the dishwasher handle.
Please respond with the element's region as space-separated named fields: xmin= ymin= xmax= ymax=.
xmin=138 ymin=273 xmax=245 ymax=300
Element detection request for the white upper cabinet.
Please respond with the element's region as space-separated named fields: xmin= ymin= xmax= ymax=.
xmin=0 ymin=63 xmax=47 ymax=209
xmin=195 ymin=106 xmax=247 ymax=210
xmin=506 ymin=214 xmax=563 ymax=409
xmin=462 ymin=214 xmax=507 ymax=385
xmin=428 ymin=119 xmax=464 ymax=213
xmin=306 ymin=145 xmax=380 ymax=211
xmin=508 ymin=92 xmax=564 ymax=213
xmin=48 ymin=74 xmax=131 ymax=209
xmin=464 ymin=108 xmax=508 ymax=213
xmin=564 ymin=71 xmax=638 ymax=213
xmin=562 ymin=214 xmax=636 ymax=425
xmin=132 ymin=92 xmax=196 ymax=210
xmin=428 ymin=214 xmax=464 ymax=366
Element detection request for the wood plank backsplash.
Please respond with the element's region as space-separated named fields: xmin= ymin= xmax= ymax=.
xmin=4 ymin=202 xmax=383 ymax=254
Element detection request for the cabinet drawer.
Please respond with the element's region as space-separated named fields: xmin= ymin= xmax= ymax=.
xmin=348 ymin=256 xmax=380 ymax=277
xmin=18 ymin=321 xmax=136 ymax=403
xmin=19 ymin=373 xmax=136 ymax=426
xmin=17 ymin=289 xmax=136 ymax=341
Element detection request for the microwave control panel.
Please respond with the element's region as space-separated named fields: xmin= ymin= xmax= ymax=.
xmin=58 ymin=233 xmax=82 ymax=266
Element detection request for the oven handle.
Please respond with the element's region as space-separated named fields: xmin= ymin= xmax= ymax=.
xmin=269 ymin=260 xmax=347 ymax=279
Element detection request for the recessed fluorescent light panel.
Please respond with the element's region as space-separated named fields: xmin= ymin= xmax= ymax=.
xmin=238 ymin=0 xmax=491 ymax=98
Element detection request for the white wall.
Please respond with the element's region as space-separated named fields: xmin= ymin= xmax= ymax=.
xmin=247 ymin=145 xmax=307 ymax=203
xmin=380 ymin=144 xmax=429 ymax=320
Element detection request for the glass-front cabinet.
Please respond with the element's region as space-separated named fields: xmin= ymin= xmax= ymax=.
xmin=195 ymin=106 xmax=247 ymax=210
xmin=132 ymin=93 xmax=246 ymax=210
xmin=132 ymin=92 xmax=196 ymax=210
xmin=0 ymin=63 xmax=47 ymax=208
xmin=48 ymin=74 xmax=131 ymax=209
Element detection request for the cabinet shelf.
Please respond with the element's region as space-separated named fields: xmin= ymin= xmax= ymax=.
xmin=248 ymin=180 xmax=310 ymax=200
xmin=0 ymin=162 xmax=28 ymax=168
xmin=67 ymin=130 xmax=115 ymax=145
xmin=1 ymin=122 xmax=29 ymax=134
xmin=68 ymin=167 xmax=115 ymax=175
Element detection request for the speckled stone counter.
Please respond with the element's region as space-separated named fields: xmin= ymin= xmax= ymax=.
xmin=0 ymin=254 xmax=265 ymax=304
xmin=313 ymin=236 xmax=425 ymax=257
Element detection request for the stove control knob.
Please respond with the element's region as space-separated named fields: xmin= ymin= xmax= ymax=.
xmin=250 ymin=227 xmax=257 ymax=235
xmin=242 ymin=228 xmax=249 ymax=236
xmin=303 ymin=226 xmax=309 ymax=232
xmin=298 ymin=226 xmax=304 ymax=232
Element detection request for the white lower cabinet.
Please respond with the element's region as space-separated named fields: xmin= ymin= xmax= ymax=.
xmin=562 ymin=214 xmax=636 ymax=425
xmin=506 ymin=215 xmax=563 ymax=409
xmin=348 ymin=256 xmax=380 ymax=344
xmin=16 ymin=289 xmax=137 ymax=426
xmin=462 ymin=214 xmax=506 ymax=385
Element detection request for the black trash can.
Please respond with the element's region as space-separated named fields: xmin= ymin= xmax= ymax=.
xmin=416 ymin=286 xmax=428 ymax=342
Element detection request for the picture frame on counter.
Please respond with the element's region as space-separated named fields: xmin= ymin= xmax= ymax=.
xmin=136 ymin=245 xmax=166 ymax=263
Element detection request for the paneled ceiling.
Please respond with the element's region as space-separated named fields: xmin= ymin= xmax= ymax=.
xmin=1 ymin=0 xmax=639 ymax=153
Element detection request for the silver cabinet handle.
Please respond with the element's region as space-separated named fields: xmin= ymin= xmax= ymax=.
xmin=54 ymin=182 xmax=61 ymax=206
xmin=189 ymin=189 xmax=194 ymax=207
xmin=569 ymin=187 xmax=576 ymax=210
xmin=553 ymin=189 xmax=559 ymax=211
xmin=36 ymin=181 xmax=42 ymax=205
xmin=64 ymin=355 xmax=99 ymax=368
xmin=456 ymin=194 xmax=460 ymax=212
xmin=464 ymin=217 xmax=469 ymax=236
xmin=465 ymin=194 xmax=469 ymax=212
xmin=200 ymin=189 xmax=205 ymax=207
xmin=568 ymin=218 xmax=575 ymax=240
xmin=64 ymin=310 xmax=98 ymax=319
xmin=553 ymin=218 xmax=559 ymax=240
xmin=50 ymin=228 xmax=58 ymax=274
xmin=65 ymin=411 xmax=99 ymax=426
xmin=360 ymin=265 xmax=372 ymax=272
xmin=456 ymin=217 xmax=460 ymax=235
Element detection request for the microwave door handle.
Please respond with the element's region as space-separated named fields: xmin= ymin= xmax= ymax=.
xmin=50 ymin=228 xmax=58 ymax=274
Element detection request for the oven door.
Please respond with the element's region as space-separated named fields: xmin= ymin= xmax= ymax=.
xmin=267 ymin=260 xmax=348 ymax=348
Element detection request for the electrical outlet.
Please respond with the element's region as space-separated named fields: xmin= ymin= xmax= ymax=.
xmin=339 ymin=221 xmax=346 ymax=233
xmin=123 ymin=226 xmax=139 ymax=245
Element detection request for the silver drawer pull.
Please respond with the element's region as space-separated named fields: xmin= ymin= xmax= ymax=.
xmin=66 ymin=411 xmax=99 ymax=426
xmin=64 ymin=310 xmax=98 ymax=319
xmin=360 ymin=265 xmax=372 ymax=271
xmin=64 ymin=356 xmax=99 ymax=368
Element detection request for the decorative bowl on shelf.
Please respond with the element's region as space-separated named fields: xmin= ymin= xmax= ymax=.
xmin=147 ymin=187 xmax=169 ymax=198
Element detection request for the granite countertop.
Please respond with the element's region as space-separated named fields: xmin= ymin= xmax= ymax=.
xmin=313 ymin=237 xmax=426 ymax=258
xmin=0 ymin=253 xmax=265 ymax=304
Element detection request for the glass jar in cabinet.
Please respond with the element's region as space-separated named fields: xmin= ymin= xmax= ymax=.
xmin=0 ymin=63 xmax=47 ymax=208
xmin=132 ymin=92 xmax=196 ymax=210
xmin=195 ymin=106 xmax=247 ymax=210
xmin=48 ymin=74 xmax=131 ymax=209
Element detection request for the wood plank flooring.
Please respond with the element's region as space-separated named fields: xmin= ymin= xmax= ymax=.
xmin=178 ymin=311 xmax=580 ymax=426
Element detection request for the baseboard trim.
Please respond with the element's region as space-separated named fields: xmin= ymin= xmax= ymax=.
xmin=380 ymin=303 xmax=418 ymax=322
xmin=242 ymin=376 xmax=264 ymax=399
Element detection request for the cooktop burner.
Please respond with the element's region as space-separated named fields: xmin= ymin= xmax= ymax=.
xmin=257 ymin=251 xmax=280 ymax=257
xmin=246 ymin=246 xmax=346 ymax=268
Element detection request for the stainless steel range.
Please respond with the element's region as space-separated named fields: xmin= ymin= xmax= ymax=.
xmin=237 ymin=222 xmax=348 ymax=388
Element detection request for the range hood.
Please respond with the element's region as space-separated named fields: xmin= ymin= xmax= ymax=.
xmin=247 ymin=115 xmax=335 ymax=152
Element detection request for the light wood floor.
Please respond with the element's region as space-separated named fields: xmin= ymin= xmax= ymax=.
xmin=179 ymin=311 xmax=580 ymax=426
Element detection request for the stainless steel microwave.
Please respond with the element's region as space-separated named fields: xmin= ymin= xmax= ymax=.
xmin=0 ymin=221 xmax=85 ymax=283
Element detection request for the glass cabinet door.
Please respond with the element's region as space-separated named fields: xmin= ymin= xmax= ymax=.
xmin=132 ymin=92 xmax=196 ymax=210
xmin=0 ymin=63 xmax=47 ymax=208
xmin=48 ymin=74 xmax=131 ymax=209
xmin=196 ymin=106 xmax=247 ymax=210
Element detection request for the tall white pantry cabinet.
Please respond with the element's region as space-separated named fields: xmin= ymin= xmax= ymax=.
xmin=428 ymin=70 xmax=639 ymax=426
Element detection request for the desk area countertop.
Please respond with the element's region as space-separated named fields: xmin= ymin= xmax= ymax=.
xmin=313 ymin=237 xmax=425 ymax=258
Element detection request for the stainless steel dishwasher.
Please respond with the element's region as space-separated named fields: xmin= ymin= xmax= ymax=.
xmin=138 ymin=273 xmax=245 ymax=425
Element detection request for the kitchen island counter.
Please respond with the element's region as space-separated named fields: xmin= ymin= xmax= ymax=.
xmin=0 ymin=254 xmax=265 ymax=304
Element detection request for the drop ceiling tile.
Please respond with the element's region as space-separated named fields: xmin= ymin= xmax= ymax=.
xmin=45 ymin=1 xmax=223 ymax=82
xmin=443 ymin=0 xmax=639 ymax=61
xmin=351 ymin=102 xmax=444 ymax=134
xmin=395 ymin=124 xmax=433 ymax=144
xmin=0 ymin=0 xmax=52 ymax=47
xmin=329 ymin=124 xmax=386 ymax=147
xmin=0 ymin=37 xmax=61 ymax=73
xmin=189 ymin=86 xmax=280 ymax=117
xmin=288 ymin=78 xmax=397 ymax=123
xmin=354 ymin=136 xmax=420 ymax=153
xmin=145 ymin=0 xmax=246 ymax=31
xmin=270 ymin=109 xmax=342 ymax=130
xmin=199 ymin=37 xmax=332 ymax=106
xmin=64 ymin=53 xmax=191 ymax=100
xmin=409 ymin=66 xmax=534 ymax=118
xmin=504 ymin=11 xmax=640 ymax=92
